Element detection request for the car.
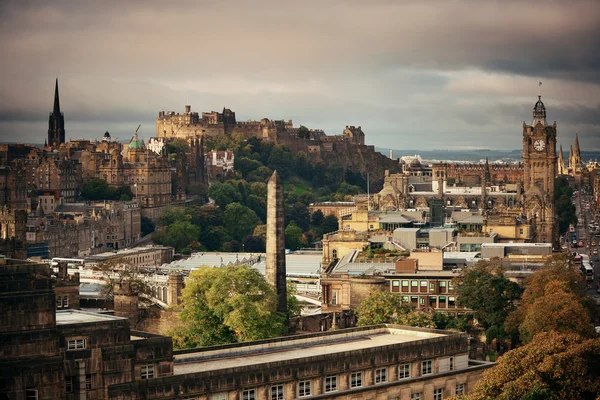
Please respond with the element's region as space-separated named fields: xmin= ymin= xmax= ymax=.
xmin=594 ymin=249 xmax=598 ymax=255
xmin=593 ymin=241 xmax=597 ymax=246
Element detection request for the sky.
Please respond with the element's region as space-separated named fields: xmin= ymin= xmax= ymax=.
xmin=0 ymin=0 xmax=599 ymax=150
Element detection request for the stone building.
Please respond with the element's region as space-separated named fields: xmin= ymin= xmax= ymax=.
xmin=83 ymin=245 xmax=174 ymax=269
xmin=205 ymin=149 xmax=235 ymax=180
xmin=54 ymin=261 xmax=81 ymax=310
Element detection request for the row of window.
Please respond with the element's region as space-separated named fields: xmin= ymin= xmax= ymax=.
xmin=234 ymin=360 xmax=460 ymax=400
xmin=391 ymin=279 xmax=454 ymax=292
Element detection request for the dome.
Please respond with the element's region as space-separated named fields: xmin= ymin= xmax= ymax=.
xmin=532 ymin=95 xmax=547 ymax=126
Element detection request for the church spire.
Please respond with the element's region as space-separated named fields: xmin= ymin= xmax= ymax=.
xmin=48 ymin=79 xmax=66 ymax=147
xmin=53 ymin=78 xmax=61 ymax=114
xmin=574 ymin=132 xmax=581 ymax=158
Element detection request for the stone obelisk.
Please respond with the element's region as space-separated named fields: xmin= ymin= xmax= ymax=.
xmin=266 ymin=171 xmax=287 ymax=315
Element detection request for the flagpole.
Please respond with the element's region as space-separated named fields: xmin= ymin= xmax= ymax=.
xmin=538 ymin=81 xmax=542 ymax=97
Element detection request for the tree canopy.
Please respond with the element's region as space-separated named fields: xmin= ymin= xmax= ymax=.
xmin=463 ymin=332 xmax=600 ymax=400
xmin=356 ymin=291 xmax=435 ymax=328
xmin=169 ymin=265 xmax=287 ymax=348
xmin=454 ymin=261 xmax=522 ymax=339
xmin=80 ymin=178 xmax=132 ymax=201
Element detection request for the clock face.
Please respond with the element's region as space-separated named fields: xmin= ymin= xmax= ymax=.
xmin=534 ymin=139 xmax=546 ymax=151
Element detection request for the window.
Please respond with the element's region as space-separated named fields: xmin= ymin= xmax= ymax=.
xmin=411 ymin=280 xmax=418 ymax=289
xmin=448 ymin=296 xmax=456 ymax=307
xmin=411 ymin=393 xmax=422 ymax=400
xmin=402 ymin=280 xmax=409 ymax=287
xmin=57 ymin=296 xmax=63 ymax=308
xmin=243 ymin=389 xmax=256 ymax=400
xmin=271 ymin=384 xmax=284 ymax=400
xmin=331 ymin=290 xmax=338 ymax=305
xmin=65 ymin=377 xmax=73 ymax=393
xmin=420 ymin=281 xmax=427 ymax=288
xmin=419 ymin=297 xmax=425 ymax=306
xmin=429 ymin=282 xmax=435 ymax=291
xmin=86 ymin=374 xmax=93 ymax=390
xmin=67 ymin=338 xmax=86 ymax=350
xmin=63 ymin=296 xmax=69 ymax=308
xmin=298 ymin=381 xmax=311 ymax=397
xmin=211 ymin=393 xmax=227 ymax=400
xmin=350 ymin=371 xmax=362 ymax=388
xmin=456 ymin=383 xmax=465 ymax=395
xmin=519 ymin=228 xmax=524 ymax=235
xmin=449 ymin=356 xmax=454 ymax=371
xmin=421 ymin=359 xmax=432 ymax=375
xmin=375 ymin=367 xmax=387 ymax=383
xmin=25 ymin=390 xmax=38 ymax=400
xmin=392 ymin=280 xmax=400 ymax=287
xmin=140 ymin=364 xmax=154 ymax=379
xmin=324 ymin=375 xmax=337 ymax=392
xmin=434 ymin=388 xmax=444 ymax=400
xmin=398 ymin=363 xmax=410 ymax=379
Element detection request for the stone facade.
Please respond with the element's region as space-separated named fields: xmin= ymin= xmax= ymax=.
xmin=266 ymin=171 xmax=287 ymax=315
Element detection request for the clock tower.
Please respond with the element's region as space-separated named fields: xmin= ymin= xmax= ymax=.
xmin=522 ymin=95 xmax=557 ymax=243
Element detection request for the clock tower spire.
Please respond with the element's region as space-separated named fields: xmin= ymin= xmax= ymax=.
xmin=522 ymin=94 xmax=557 ymax=244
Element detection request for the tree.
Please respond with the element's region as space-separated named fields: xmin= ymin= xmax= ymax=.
xmin=464 ymin=331 xmax=600 ymax=400
xmin=297 ymin=125 xmax=310 ymax=139
xmin=267 ymin=146 xmax=295 ymax=179
xmin=554 ymin=176 xmax=577 ymax=235
xmin=157 ymin=207 xmax=190 ymax=226
xmin=168 ymin=265 xmax=286 ymax=348
xmin=311 ymin=210 xmax=325 ymax=226
xmin=223 ymin=202 xmax=260 ymax=242
xmin=518 ymin=280 xmax=594 ymax=343
xmin=287 ymin=282 xmax=301 ymax=317
xmin=96 ymin=258 xmax=152 ymax=301
xmin=356 ymin=291 xmax=435 ymax=328
xmin=241 ymin=235 xmax=265 ymax=252
xmin=285 ymin=202 xmax=310 ymax=231
xmin=235 ymin=157 xmax=263 ymax=179
xmin=455 ymin=262 xmax=522 ymax=331
xmin=322 ymin=214 xmax=339 ymax=235
xmin=285 ymin=221 xmax=306 ymax=250
xmin=163 ymin=221 xmax=200 ymax=252
xmin=505 ymin=253 xmax=589 ymax=340
xmin=140 ymin=216 xmax=155 ymax=237
xmin=208 ymin=182 xmax=242 ymax=210
xmin=80 ymin=178 xmax=117 ymax=200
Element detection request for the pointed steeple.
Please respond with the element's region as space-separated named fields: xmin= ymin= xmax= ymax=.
xmin=53 ymin=78 xmax=61 ymax=114
xmin=574 ymin=132 xmax=581 ymax=158
xmin=557 ymin=144 xmax=566 ymax=175
xmin=569 ymin=145 xmax=574 ymax=168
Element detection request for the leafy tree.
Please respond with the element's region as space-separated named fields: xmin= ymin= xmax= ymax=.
xmin=464 ymin=331 xmax=600 ymax=400
xmin=169 ymin=265 xmax=286 ymax=348
xmin=297 ymin=125 xmax=310 ymax=139
xmin=455 ymin=262 xmax=522 ymax=330
xmin=140 ymin=216 xmax=155 ymax=237
xmin=287 ymin=282 xmax=301 ymax=317
xmin=163 ymin=221 xmax=200 ymax=251
xmin=201 ymin=226 xmax=232 ymax=251
xmin=267 ymin=146 xmax=295 ymax=179
xmin=223 ymin=202 xmax=260 ymax=242
xmin=157 ymin=207 xmax=190 ymax=226
xmin=311 ymin=210 xmax=325 ymax=226
xmin=432 ymin=312 xmax=469 ymax=331
xmin=235 ymin=157 xmax=263 ymax=178
xmin=285 ymin=221 xmax=306 ymax=250
xmin=241 ymin=235 xmax=265 ymax=252
xmin=519 ymin=280 xmax=594 ymax=343
xmin=80 ymin=178 xmax=117 ymax=200
xmin=505 ymin=253 xmax=588 ymax=339
xmin=322 ymin=214 xmax=339 ymax=235
xmin=356 ymin=291 xmax=435 ymax=328
xmin=554 ymin=176 xmax=577 ymax=235
xmin=295 ymin=151 xmax=312 ymax=179
xmin=285 ymin=202 xmax=310 ymax=231
xmin=187 ymin=182 xmax=209 ymax=202
xmin=208 ymin=182 xmax=242 ymax=210
xmin=164 ymin=138 xmax=189 ymax=154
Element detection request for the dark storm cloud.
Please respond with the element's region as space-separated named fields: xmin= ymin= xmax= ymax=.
xmin=0 ymin=0 xmax=599 ymax=149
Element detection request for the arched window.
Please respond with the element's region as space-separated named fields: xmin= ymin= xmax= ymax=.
xmin=162 ymin=287 xmax=168 ymax=303
xmin=332 ymin=249 xmax=338 ymax=259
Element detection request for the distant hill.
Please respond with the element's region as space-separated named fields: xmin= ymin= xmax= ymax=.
xmin=378 ymin=147 xmax=600 ymax=164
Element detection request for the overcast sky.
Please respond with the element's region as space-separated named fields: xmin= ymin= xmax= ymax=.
xmin=1 ymin=0 xmax=599 ymax=150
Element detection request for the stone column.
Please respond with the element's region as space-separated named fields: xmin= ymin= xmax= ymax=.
xmin=266 ymin=171 xmax=288 ymax=316
xmin=167 ymin=274 xmax=184 ymax=306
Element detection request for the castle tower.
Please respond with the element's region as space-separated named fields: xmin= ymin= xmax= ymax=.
xmin=48 ymin=79 xmax=66 ymax=147
xmin=266 ymin=171 xmax=287 ymax=316
xmin=522 ymin=95 xmax=557 ymax=244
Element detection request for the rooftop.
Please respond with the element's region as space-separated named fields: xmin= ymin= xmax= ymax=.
xmin=84 ymin=245 xmax=172 ymax=261
xmin=173 ymin=325 xmax=449 ymax=375
xmin=56 ymin=309 xmax=126 ymax=325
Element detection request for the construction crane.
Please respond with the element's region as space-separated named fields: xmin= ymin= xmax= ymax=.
xmin=135 ymin=124 xmax=141 ymax=135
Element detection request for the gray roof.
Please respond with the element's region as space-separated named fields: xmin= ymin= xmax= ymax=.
xmin=379 ymin=215 xmax=412 ymax=224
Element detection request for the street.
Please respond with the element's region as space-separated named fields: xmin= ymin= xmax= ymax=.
xmin=572 ymin=190 xmax=600 ymax=298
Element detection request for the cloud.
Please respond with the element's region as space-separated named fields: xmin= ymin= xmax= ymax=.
xmin=0 ymin=0 xmax=599 ymax=150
